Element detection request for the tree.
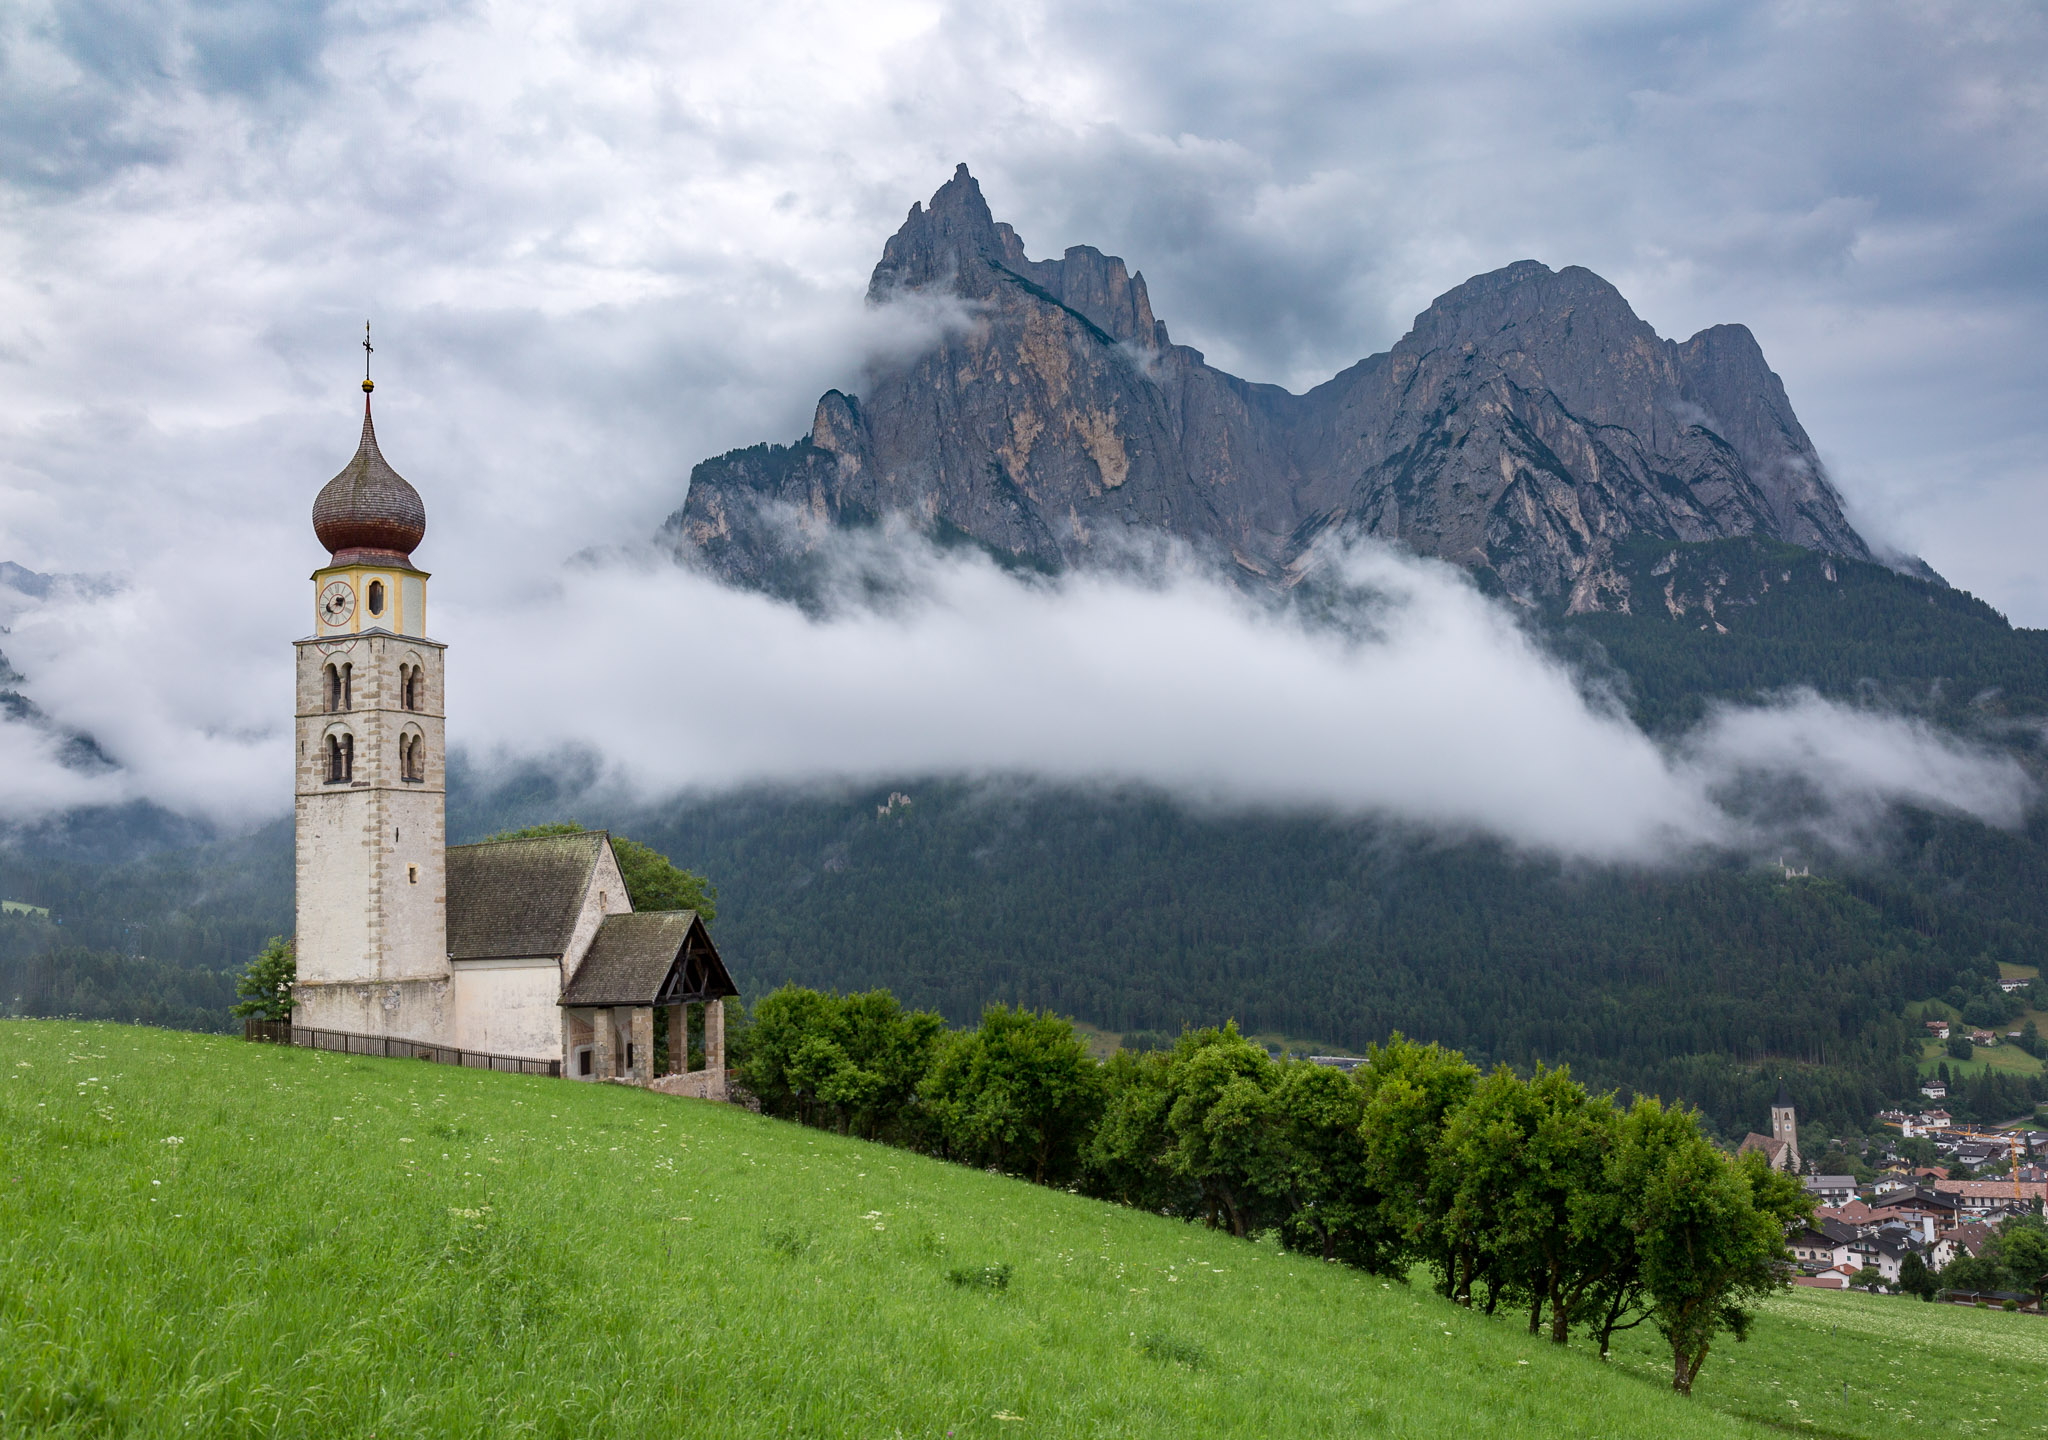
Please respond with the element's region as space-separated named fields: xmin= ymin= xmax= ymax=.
xmin=1938 ymin=1251 xmax=2004 ymax=1295
xmin=482 ymin=823 xmax=716 ymax=921
xmin=730 ymin=984 xmax=945 ymax=1141
xmin=1430 ymin=1064 xmax=1619 ymax=1339
xmin=919 ymin=1005 xmax=1105 ymax=1185
xmin=1268 ymin=1061 xmax=1372 ymax=1263
xmin=1849 ymin=1265 xmax=1886 ymax=1293
xmin=1354 ymin=1035 xmax=1480 ymax=1284
xmin=2022 ymin=1020 xmax=2043 ymax=1060
xmin=610 ymin=836 xmax=718 ymax=920
xmin=1947 ymin=1034 xmax=1975 ymax=1062
xmin=1156 ymin=1024 xmax=1288 ymax=1238
xmin=1992 ymin=1216 xmax=2048 ymax=1308
xmin=1637 ymin=1135 xmax=1810 ymax=1395
xmin=1578 ymin=1096 xmax=1699 ymax=1358
xmin=1897 ymin=1250 xmax=1938 ymax=1300
xmin=229 ymin=936 xmax=295 ymax=1021
xmin=1082 ymin=1049 xmax=1192 ymax=1215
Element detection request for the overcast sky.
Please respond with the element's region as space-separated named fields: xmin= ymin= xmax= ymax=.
xmin=1 ymin=0 xmax=2043 ymax=842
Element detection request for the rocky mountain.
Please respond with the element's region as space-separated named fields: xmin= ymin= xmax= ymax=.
xmin=665 ymin=165 xmax=1874 ymax=607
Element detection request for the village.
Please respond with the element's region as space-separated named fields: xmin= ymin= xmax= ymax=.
xmin=1760 ymin=1084 xmax=2048 ymax=1307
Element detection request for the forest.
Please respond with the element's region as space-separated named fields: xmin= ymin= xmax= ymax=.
xmin=5 ymin=539 xmax=2048 ymax=1136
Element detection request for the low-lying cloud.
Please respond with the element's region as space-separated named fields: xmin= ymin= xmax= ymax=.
xmin=10 ymin=526 xmax=2023 ymax=864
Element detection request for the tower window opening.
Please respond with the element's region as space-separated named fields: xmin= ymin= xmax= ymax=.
xmin=367 ymin=580 xmax=385 ymax=617
xmin=325 ymin=732 xmax=354 ymax=784
xmin=341 ymin=663 xmax=353 ymax=710
xmin=407 ymin=864 xmax=419 ymax=884
xmin=323 ymin=664 xmax=341 ymax=712
xmin=401 ymin=663 xmax=423 ymax=711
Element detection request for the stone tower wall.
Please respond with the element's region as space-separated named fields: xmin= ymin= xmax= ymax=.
xmin=293 ymin=630 xmax=449 ymax=1042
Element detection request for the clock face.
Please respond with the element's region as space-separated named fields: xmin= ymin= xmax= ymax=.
xmin=319 ymin=580 xmax=356 ymax=627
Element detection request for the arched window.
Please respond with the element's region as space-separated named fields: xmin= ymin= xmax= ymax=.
xmin=324 ymin=732 xmax=354 ymax=784
xmin=341 ymin=663 xmax=353 ymax=710
xmin=323 ymin=664 xmax=341 ymax=712
xmin=400 ymin=732 xmax=426 ymax=783
xmin=367 ymin=580 xmax=386 ymax=617
xmin=401 ymin=663 xmax=422 ymax=711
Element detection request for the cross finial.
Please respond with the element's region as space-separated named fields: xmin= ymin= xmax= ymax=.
xmin=362 ymin=321 xmax=374 ymax=394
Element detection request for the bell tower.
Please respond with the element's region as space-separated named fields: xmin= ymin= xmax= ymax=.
xmin=1770 ymin=1077 xmax=1800 ymax=1172
xmin=292 ymin=328 xmax=450 ymax=1042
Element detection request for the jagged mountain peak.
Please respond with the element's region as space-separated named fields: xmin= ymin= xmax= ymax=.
xmin=667 ymin=171 xmax=1883 ymax=607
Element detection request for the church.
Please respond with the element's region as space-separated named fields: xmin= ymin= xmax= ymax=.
xmin=1735 ymin=1079 xmax=1802 ymax=1173
xmin=288 ymin=347 xmax=737 ymax=1096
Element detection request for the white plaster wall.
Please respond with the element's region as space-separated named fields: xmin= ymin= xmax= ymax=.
xmin=452 ymin=960 xmax=564 ymax=1060
xmin=558 ymin=840 xmax=633 ymax=985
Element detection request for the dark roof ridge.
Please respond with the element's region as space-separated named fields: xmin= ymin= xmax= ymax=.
xmin=450 ymin=828 xmax=612 ymax=850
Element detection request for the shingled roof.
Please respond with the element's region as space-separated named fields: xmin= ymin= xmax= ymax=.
xmin=446 ymin=831 xmax=610 ymax=960
xmin=559 ymin=911 xmax=737 ymax=1008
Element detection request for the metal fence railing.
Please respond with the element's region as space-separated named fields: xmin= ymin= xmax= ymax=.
xmin=281 ymin=1024 xmax=562 ymax=1077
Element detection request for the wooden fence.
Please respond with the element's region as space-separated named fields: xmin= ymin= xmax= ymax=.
xmin=243 ymin=1018 xmax=293 ymax=1044
xmin=281 ymin=1024 xmax=562 ymax=1077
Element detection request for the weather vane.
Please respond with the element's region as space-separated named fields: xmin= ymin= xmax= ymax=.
xmin=362 ymin=320 xmax=374 ymax=394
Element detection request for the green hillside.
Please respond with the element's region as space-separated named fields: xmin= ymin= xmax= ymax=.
xmin=0 ymin=1020 xmax=2005 ymax=1440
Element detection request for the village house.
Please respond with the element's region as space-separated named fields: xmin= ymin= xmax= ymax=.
xmin=286 ymin=366 xmax=739 ymax=1092
xmin=1924 ymin=1019 xmax=1952 ymax=1040
xmin=1788 ymin=1220 xmax=1858 ymax=1271
xmin=1970 ymin=1028 xmax=1998 ymax=1047
xmin=1934 ymin=1179 xmax=2048 ymax=1218
xmin=1997 ymin=978 xmax=2030 ymax=994
xmin=1901 ymin=1109 xmax=1952 ymax=1137
xmin=1802 ymin=1174 xmax=1858 ymax=1207
xmin=1918 ymin=1080 xmax=1947 ymax=1100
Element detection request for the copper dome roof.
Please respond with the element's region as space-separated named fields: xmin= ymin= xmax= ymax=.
xmin=313 ymin=398 xmax=425 ymax=563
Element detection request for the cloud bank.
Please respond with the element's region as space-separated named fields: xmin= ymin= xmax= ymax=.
xmin=4 ymin=529 xmax=2028 ymax=865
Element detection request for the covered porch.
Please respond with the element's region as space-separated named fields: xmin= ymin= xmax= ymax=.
xmin=558 ymin=911 xmax=740 ymax=1099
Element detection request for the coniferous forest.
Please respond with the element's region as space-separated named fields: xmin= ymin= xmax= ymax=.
xmin=4 ymin=539 xmax=2048 ymax=1138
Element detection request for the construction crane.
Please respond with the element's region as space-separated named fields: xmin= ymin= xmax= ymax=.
xmin=1882 ymin=1119 xmax=2032 ymax=1211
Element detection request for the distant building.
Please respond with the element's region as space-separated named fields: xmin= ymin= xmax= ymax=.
xmin=1736 ymin=1078 xmax=1802 ymax=1172
xmin=1919 ymin=1080 xmax=1947 ymax=1100
xmin=1803 ymin=1175 xmax=1858 ymax=1207
xmin=1971 ymin=1029 xmax=1998 ymax=1047
xmin=1925 ymin=1019 xmax=1952 ymax=1039
xmin=1998 ymin=979 xmax=2030 ymax=994
xmin=1934 ymin=1179 xmax=2048 ymax=1217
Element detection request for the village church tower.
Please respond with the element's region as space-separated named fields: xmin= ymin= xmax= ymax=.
xmin=292 ymin=333 xmax=451 ymax=1042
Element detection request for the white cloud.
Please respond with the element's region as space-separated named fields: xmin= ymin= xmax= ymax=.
xmin=3 ymin=526 xmax=2030 ymax=858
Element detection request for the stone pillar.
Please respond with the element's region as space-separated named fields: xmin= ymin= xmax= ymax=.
xmin=665 ymin=1004 xmax=684 ymax=1075
xmin=629 ymin=1006 xmax=654 ymax=1087
xmin=590 ymin=1006 xmax=615 ymax=1082
xmin=707 ymin=998 xmax=726 ymax=1074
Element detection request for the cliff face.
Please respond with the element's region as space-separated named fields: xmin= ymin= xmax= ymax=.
xmin=665 ymin=166 xmax=1872 ymax=605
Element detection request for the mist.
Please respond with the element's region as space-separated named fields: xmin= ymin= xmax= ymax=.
xmin=6 ymin=523 xmax=2027 ymax=865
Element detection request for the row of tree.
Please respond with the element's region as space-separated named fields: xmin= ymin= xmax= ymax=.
xmin=735 ymin=985 xmax=1814 ymax=1394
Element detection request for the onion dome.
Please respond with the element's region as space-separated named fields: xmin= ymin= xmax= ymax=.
xmin=314 ymin=392 xmax=426 ymax=565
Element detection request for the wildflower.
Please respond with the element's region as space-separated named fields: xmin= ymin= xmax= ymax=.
xmin=161 ymin=1136 xmax=183 ymax=1146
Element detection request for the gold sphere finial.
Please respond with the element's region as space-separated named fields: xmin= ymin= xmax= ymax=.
xmin=361 ymin=320 xmax=375 ymax=396
xmin=362 ymin=378 xmax=375 ymax=393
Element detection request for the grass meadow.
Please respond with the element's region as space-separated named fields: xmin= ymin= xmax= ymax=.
xmin=3 ymin=1021 xmax=2041 ymax=1439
